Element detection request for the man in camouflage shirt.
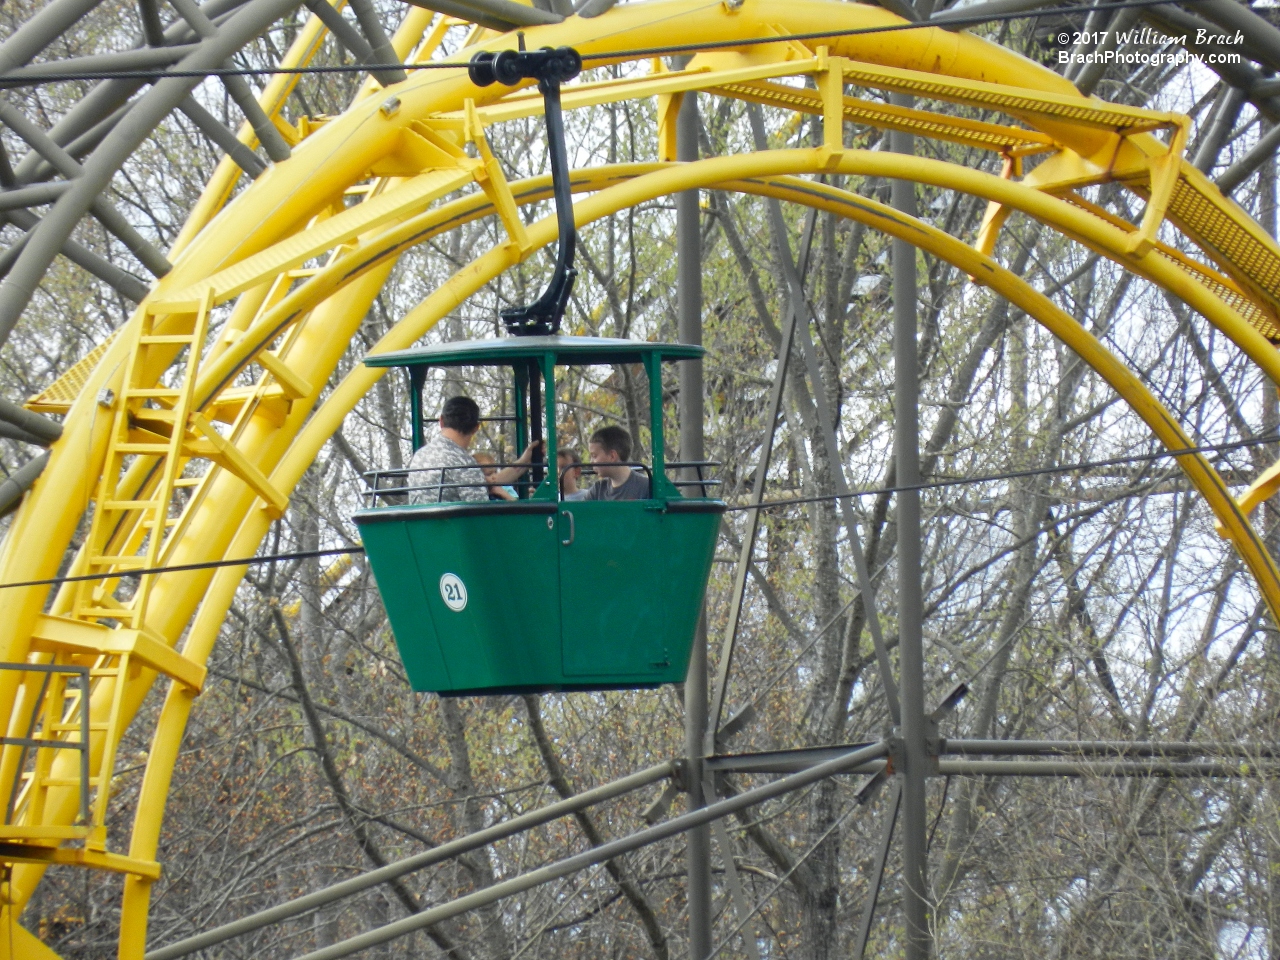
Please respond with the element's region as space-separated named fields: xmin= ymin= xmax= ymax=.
xmin=408 ymin=396 xmax=541 ymax=503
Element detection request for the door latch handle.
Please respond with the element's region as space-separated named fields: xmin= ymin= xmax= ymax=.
xmin=561 ymin=509 xmax=575 ymax=546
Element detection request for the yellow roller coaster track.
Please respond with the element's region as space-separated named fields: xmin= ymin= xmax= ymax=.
xmin=1 ymin=0 xmax=1279 ymax=955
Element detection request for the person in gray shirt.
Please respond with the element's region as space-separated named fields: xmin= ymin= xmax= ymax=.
xmin=408 ymin=396 xmax=541 ymax=503
xmin=584 ymin=425 xmax=650 ymax=500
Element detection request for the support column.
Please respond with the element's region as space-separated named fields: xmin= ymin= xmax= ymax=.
xmin=676 ymin=84 xmax=712 ymax=960
xmin=891 ymin=111 xmax=931 ymax=960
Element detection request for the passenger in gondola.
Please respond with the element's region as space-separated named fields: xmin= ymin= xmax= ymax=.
xmin=584 ymin=425 xmax=650 ymax=501
xmin=475 ymin=452 xmax=518 ymax=501
xmin=408 ymin=396 xmax=541 ymax=504
xmin=557 ymin=447 xmax=587 ymax=501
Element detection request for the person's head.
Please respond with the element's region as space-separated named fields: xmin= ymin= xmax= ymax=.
xmin=557 ymin=447 xmax=582 ymax=492
xmin=588 ymin=425 xmax=633 ymax=484
xmin=473 ymin=451 xmax=497 ymax=478
xmin=438 ymin=396 xmax=480 ymax=446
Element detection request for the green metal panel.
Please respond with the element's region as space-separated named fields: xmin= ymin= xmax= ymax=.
xmin=356 ymin=502 xmax=562 ymax=694
xmin=354 ymin=499 xmax=723 ymax=694
xmin=558 ymin=501 xmax=669 ymax=677
xmin=357 ymin=518 xmax=454 ymax=686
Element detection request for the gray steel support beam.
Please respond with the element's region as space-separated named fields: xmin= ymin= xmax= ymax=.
xmin=1073 ymin=6 xmax=1140 ymax=97
xmin=709 ymin=808 xmax=763 ymax=960
xmin=0 ymin=231 xmax=31 ymax=281
xmin=0 ymin=421 xmax=54 ymax=447
xmin=936 ymin=759 xmax=1279 ymax=777
xmin=219 ymin=68 xmax=291 ymax=163
xmin=0 ymin=399 xmax=61 ymax=445
xmin=942 ymin=739 xmax=1280 ymax=758
xmin=0 ymin=44 xmax=199 ymax=86
xmin=168 ymin=0 xmax=292 ymax=163
xmin=139 ymin=0 xmax=166 ymax=46
xmin=928 ymin=0 xmax=1055 ymax=28
xmin=1194 ymin=0 xmax=1280 ymax=76
xmin=345 ymin=0 xmax=408 ymax=85
xmin=1194 ymin=83 xmax=1248 ymax=174
xmin=0 ymin=0 xmax=107 ymax=73
xmin=0 ymin=452 xmax=50 ymax=519
xmin=573 ymin=0 xmax=618 ymax=17
xmin=301 ymin=0 xmax=374 ymax=58
xmin=1219 ymin=120 xmax=1280 ymax=195
xmin=0 ymin=0 xmax=305 ymax=346
xmin=676 ymin=81 xmax=713 ymax=960
xmin=0 ymin=182 xmax=71 ymax=213
xmin=284 ymin=741 xmax=891 ymax=960
xmin=395 ymin=0 xmax=561 ymax=32
xmin=707 ymin=743 xmax=884 ymax=775
xmin=20 ymin=100 xmax=135 ymax=188
xmin=147 ymin=761 xmax=676 ymax=960
xmin=8 ymin=0 xmax=254 ymax=186
xmin=0 ymin=99 xmax=172 ymax=277
xmin=853 ymin=780 xmax=901 ymax=960
xmin=1142 ymin=5 xmax=1280 ymax=123
xmin=892 ymin=100 xmax=931 ymax=960
xmin=177 ymin=97 xmax=268 ymax=178
xmin=2 ymin=208 xmax=149 ymax=301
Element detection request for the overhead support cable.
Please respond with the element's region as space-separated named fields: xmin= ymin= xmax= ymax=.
xmin=284 ymin=742 xmax=891 ymax=960
xmin=177 ymin=96 xmax=268 ymax=177
xmin=0 ymin=98 xmax=172 ymax=277
xmin=1218 ymin=120 xmax=1280 ymax=194
xmin=0 ymin=44 xmax=200 ymax=87
xmin=395 ymin=0 xmax=561 ymax=33
xmin=145 ymin=762 xmax=676 ymax=960
xmin=346 ymin=0 xmax=409 ymax=85
xmin=167 ymin=0 xmax=292 ymax=163
xmin=0 ymin=0 xmax=108 ymax=73
xmin=0 ymin=451 xmax=50 ymax=519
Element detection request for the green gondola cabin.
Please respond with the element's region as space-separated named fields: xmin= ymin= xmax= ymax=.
xmin=352 ymin=46 xmax=723 ymax=695
xmin=354 ymin=336 xmax=725 ymax=696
